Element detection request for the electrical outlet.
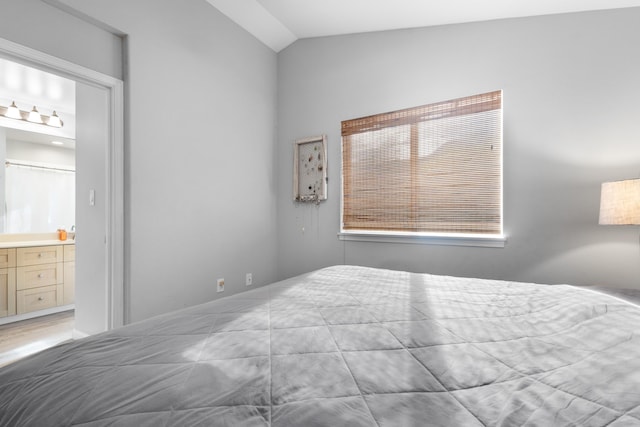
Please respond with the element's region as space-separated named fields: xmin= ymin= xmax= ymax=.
xmin=217 ymin=278 xmax=225 ymax=293
xmin=246 ymin=273 xmax=253 ymax=286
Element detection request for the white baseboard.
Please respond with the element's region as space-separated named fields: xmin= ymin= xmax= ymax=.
xmin=0 ymin=305 xmax=75 ymax=326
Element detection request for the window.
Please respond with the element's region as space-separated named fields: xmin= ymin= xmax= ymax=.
xmin=341 ymin=90 xmax=503 ymax=244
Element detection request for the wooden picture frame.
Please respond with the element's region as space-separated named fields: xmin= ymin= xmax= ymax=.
xmin=293 ymin=135 xmax=327 ymax=203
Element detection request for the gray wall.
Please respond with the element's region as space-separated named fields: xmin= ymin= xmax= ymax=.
xmin=277 ymin=8 xmax=640 ymax=289
xmin=0 ymin=0 xmax=122 ymax=79
xmin=57 ymin=0 xmax=280 ymax=322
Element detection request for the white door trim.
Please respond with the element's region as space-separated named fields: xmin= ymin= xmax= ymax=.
xmin=0 ymin=37 xmax=125 ymax=330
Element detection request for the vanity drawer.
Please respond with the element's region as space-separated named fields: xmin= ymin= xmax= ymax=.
xmin=16 ymin=263 xmax=63 ymax=291
xmin=17 ymin=285 xmax=63 ymax=315
xmin=63 ymin=245 xmax=75 ymax=262
xmin=0 ymin=249 xmax=16 ymax=269
xmin=17 ymin=246 xmax=63 ymax=267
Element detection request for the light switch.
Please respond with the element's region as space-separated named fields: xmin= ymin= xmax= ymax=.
xmin=89 ymin=189 xmax=95 ymax=206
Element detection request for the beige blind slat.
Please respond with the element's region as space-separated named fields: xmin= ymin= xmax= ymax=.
xmin=342 ymin=91 xmax=502 ymax=235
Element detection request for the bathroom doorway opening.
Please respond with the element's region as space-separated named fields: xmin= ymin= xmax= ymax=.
xmin=0 ymin=37 xmax=124 ymax=337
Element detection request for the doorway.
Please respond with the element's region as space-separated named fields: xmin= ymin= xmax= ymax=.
xmin=0 ymin=37 xmax=124 ymax=336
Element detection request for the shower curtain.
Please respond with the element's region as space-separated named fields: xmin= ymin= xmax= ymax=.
xmin=5 ymin=163 xmax=75 ymax=234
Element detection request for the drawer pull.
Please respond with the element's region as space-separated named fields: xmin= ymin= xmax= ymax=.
xmin=38 ymin=253 xmax=44 ymax=258
xmin=38 ymin=297 xmax=44 ymax=301
xmin=38 ymin=273 xmax=44 ymax=278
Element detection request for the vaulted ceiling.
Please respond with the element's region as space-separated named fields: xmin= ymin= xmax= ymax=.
xmin=206 ymin=0 xmax=640 ymax=51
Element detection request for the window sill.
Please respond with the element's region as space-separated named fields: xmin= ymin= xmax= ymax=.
xmin=337 ymin=231 xmax=507 ymax=248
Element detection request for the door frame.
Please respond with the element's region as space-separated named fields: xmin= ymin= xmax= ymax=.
xmin=0 ymin=37 xmax=125 ymax=330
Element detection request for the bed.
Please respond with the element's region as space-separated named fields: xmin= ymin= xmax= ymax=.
xmin=1 ymin=265 xmax=639 ymax=426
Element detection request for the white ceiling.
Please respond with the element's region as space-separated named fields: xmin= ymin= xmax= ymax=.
xmin=206 ymin=0 xmax=640 ymax=52
xmin=5 ymin=128 xmax=75 ymax=150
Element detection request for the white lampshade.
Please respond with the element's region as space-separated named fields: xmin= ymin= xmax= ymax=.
xmin=27 ymin=106 xmax=43 ymax=123
xmin=47 ymin=111 xmax=63 ymax=128
xmin=5 ymin=101 xmax=22 ymax=119
xmin=599 ymin=178 xmax=640 ymax=225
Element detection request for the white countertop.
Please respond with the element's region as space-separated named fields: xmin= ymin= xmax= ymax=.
xmin=0 ymin=239 xmax=75 ymax=249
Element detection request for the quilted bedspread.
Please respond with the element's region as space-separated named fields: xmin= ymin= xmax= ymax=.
xmin=1 ymin=265 xmax=640 ymax=426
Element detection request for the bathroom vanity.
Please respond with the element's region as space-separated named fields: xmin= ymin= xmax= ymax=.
xmin=0 ymin=234 xmax=74 ymax=322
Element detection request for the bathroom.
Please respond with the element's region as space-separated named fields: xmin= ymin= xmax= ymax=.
xmin=0 ymin=57 xmax=76 ymax=364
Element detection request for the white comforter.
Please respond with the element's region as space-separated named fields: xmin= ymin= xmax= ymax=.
xmin=1 ymin=265 xmax=639 ymax=426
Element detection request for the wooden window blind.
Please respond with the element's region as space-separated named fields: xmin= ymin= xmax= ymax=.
xmin=341 ymin=90 xmax=502 ymax=235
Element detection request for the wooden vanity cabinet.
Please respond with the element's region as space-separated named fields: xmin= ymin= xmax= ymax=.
xmin=0 ymin=249 xmax=16 ymax=318
xmin=0 ymin=244 xmax=74 ymax=318
xmin=63 ymin=245 xmax=75 ymax=306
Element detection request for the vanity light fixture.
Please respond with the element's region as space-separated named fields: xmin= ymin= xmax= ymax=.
xmin=0 ymin=101 xmax=64 ymax=128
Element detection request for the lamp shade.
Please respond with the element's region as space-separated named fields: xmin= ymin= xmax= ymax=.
xmin=599 ymin=178 xmax=640 ymax=225
xmin=5 ymin=101 xmax=22 ymax=119
xmin=47 ymin=111 xmax=63 ymax=128
xmin=27 ymin=106 xmax=43 ymax=124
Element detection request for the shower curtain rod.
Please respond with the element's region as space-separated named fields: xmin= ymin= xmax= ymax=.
xmin=5 ymin=160 xmax=75 ymax=173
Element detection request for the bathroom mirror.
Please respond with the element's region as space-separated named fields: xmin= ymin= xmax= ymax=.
xmin=1 ymin=127 xmax=76 ymax=234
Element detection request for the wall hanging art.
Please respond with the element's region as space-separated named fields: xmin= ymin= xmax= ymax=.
xmin=293 ymin=135 xmax=327 ymax=203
